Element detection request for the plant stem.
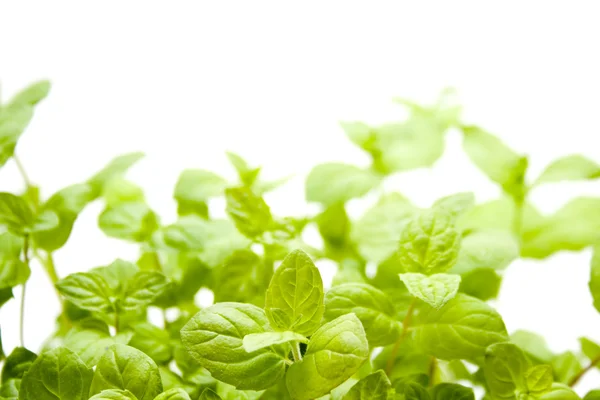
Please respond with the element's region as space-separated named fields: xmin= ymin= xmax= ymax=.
xmin=386 ymin=298 xmax=417 ymax=375
xmin=19 ymin=235 xmax=30 ymax=347
xmin=14 ymin=155 xmax=33 ymax=189
xmin=291 ymin=342 xmax=303 ymax=362
xmin=114 ymin=310 xmax=120 ymax=335
xmin=512 ymin=194 xmax=525 ymax=240
xmin=569 ymin=354 xmax=600 ymax=387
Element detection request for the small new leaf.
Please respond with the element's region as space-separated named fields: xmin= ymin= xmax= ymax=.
xmin=305 ymin=163 xmax=380 ymax=206
xmin=265 ymin=249 xmax=324 ymax=336
xmin=242 ymin=331 xmax=308 ymax=353
xmin=55 ymin=272 xmax=113 ymax=313
xmin=535 ymin=155 xmax=600 ymax=185
xmin=225 ymin=187 xmax=273 ymax=237
xmin=400 ymin=273 xmax=461 ymax=309
xmin=525 ymin=364 xmax=553 ymax=396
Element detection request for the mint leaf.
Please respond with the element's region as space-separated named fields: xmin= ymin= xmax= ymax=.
xmin=8 ymin=80 xmax=51 ymax=107
xmin=265 ymin=249 xmax=324 ymax=336
xmin=89 ymin=389 xmax=139 ymax=399
xmin=451 ymin=230 xmax=519 ymax=274
xmin=589 ymin=245 xmax=600 ymax=314
xmin=0 ymin=232 xmax=29 ymax=289
xmin=579 ymin=337 xmax=600 ymax=366
xmin=538 ymin=384 xmax=580 ymax=400
xmin=511 ymin=330 xmax=554 ymax=364
xmin=0 ymin=192 xmax=33 ymax=235
xmin=88 ymin=153 xmax=145 ymax=199
xmin=1 ymin=347 xmax=36 ymax=382
xmin=305 ymin=163 xmax=380 ymax=206
xmin=458 ymin=268 xmax=501 ymax=301
xmin=180 ymin=302 xmax=286 ymax=390
xmin=412 ymin=294 xmax=508 ymax=361
xmin=225 ymin=187 xmax=273 ymax=237
xmin=484 ymin=342 xmax=530 ymax=399
xmin=102 ymin=178 xmax=145 ymax=206
xmin=552 ymin=351 xmax=581 ymax=384
xmin=90 ymin=344 xmax=162 ymax=400
xmin=535 ymin=155 xmax=600 ymax=185
xmin=55 ymin=272 xmax=113 ymax=313
xmin=242 ymin=331 xmax=307 ymax=353
xmin=286 ymin=314 xmax=369 ymax=400
xmin=525 ymin=364 xmax=553 ymax=396
xmin=341 ymin=370 xmax=391 ymax=400
xmin=174 ymin=169 xmax=227 ymax=216
xmin=128 ymin=323 xmax=172 ymax=364
xmin=213 ymin=250 xmax=268 ymax=306
xmin=0 ymin=103 xmax=33 ymax=168
xmin=397 ymin=209 xmax=461 ymax=275
xmin=461 ymin=126 xmax=528 ymax=196
xmin=429 ymin=383 xmax=474 ymax=400
xmin=62 ymin=328 xmax=124 ymax=367
xmin=351 ymin=193 xmax=416 ymax=264
xmin=19 ymin=347 xmax=92 ymax=400
xmin=154 ymin=388 xmax=192 ymax=400
xmin=98 ymin=201 xmax=159 ymax=242
xmin=199 ymin=388 xmax=222 ymax=400
xmin=324 ymin=283 xmax=401 ymax=347
xmin=400 ymin=273 xmax=461 ymax=309
xmin=121 ymin=271 xmax=170 ymax=311
xmin=226 ymin=152 xmax=261 ymax=187
xmin=432 ymin=192 xmax=475 ymax=219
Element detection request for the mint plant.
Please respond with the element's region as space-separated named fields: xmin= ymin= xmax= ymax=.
xmin=1 ymin=81 xmax=600 ymax=400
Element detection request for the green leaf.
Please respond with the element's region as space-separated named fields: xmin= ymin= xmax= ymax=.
xmin=451 ymin=230 xmax=520 ymax=274
xmin=316 ymin=204 xmax=350 ymax=250
xmin=589 ymin=245 xmax=600 ymax=314
xmin=0 ymin=378 xmax=20 ymax=398
xmin=432 ymin=192 xmax=475 ymax=219
xmin=522 ymin=197 xmax=600 ymax=258
xmin=458 ymin=197 xmax=543 ymax=234
xmin=458 ymin=268 xmax=501 ymax=301
xmin=19 ymin=347 xmax=92 ymax=400
xmin=397 ymin=209 xmax=461 ymax=275
xmin=351 ymin=193 xmax=417 ymax=264
xmin=1 ymin=347 xmax=36 ymax=382
xmin=174 ymin=169 xmax=227 ymax=215
xmin=429 ymin=383 xmax=474 ymax=400
xmin=154 ymin=388 xmax=192 ymax=400
xmin=538 ymin=384 xmax=580 ymax=400
xmin=0 ymin=103 xmax=33 ymax=168
xmin=0 ymin=232 xmax=29 ymax=289
xmin=535 ymin=155 xmax=600 ymax=185
xmin=102 ymin=178 xmax=145 ymax=206
xmin=8 ymin=80 xmax=51 ymax=106
xmin=579 ymin=337 xmax=600 ymax=367
xmin=128 ymin=323 xmax=172 ymax=364
xmin=98 ymin=201 xmax=159 ymax=242
xmin=400 ymin=273 xmax=461 ymax=309
xmin=121 ymin=271 xmax=170 ymax=311
xmin=55 ymin=272 xmax=113 ymax=313
xmin=88 ymin=153 xmax=145 ymax=199
xmin=243 ymin=331 xmax=307 ymax=353
xmin=484 ymin=342 xmax=530 ymax=399
xmin=552 ymin=351 xmax=581 ymax=384
xmin=30 ymin=209 xmax=60 ymax=233
xmin=199 ymin=388 xmax=222 ymax=400
xmin=397 ymin=381 xmax=430 ymax=400
xmin=286 ymin=314 xmax=369 ymax=400
xmin=306 ymin=163 xmax=379 ymax=206
xmin=214 ymin=250 xmax=269 ymax=306
xmin=226 ymin=152 xmax=261 ymax=187
xmin=90 ymin=344 xmax=162 ymax=400
xmin=180 ymin=302 xmax=286 ymax=390
xmin=89 ymin=389 xmax=139 ymax=399
xmin=584 ymin=390 xmax=600 ymax=400
xmin=412 ymin=294 xmax=508 ymax=361
xmin=225 ymin=187 xmax=272 ymax=237
xmin=62 ymin=328 xmax=123 ymax=367
xmin=0 ymin=193 xmax=33 ymax=235
xmin=341 ymin=370 xmax=391 ymax=400
xmin=324 ymin=283 xmax=401 ymax=347
xmin=32 ymin=183 xmax=94 ymax=251
xmin=265 ymin=249 xmax=324 ymax=336
xmin=461 ymin=126 xmax=528 ymax=196
xmin=511 ymin=330 xmax=554 ymax=364
xmin=525 ymin=364 xmax=553 ymax=396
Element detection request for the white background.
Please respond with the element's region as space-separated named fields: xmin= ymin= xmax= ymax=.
xmin=1 ymin=1 xmax=600 ymax=394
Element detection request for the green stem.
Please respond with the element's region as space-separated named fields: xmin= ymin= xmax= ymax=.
xmin=569 ymin=354 xmax=600 ymax=387
xmin=19 ymin=235 xmax=30 ymax=347
xmin=14 ymin=155 xmax=33 ymax=189
xmin=114 ymin=310 xmax=120 ymax=335
xmin=386 ymin=298 xmax=417 ymax=375
xmin=291 ymin=342 xmax=303 ymax=362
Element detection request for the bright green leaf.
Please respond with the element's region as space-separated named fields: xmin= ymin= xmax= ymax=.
xmin=88 ymin=153 xmax=145 ymax=199
xmin=199 ymin=388 xmax=222 ymax=400
xmin=154 ymin=388 xmax=192 ymax=400
xmin=19 ymin=347 xmax=92 ymax=400
xmin=511 ymin=330 xmax=554 ymax=364
xmin=98 ymin=201 xmax=159 ymax=242
xmin=589 ymin=245 xmax=600 ymax=314
xmin=452 ymin=230 xmax=520 ymax=274
xmin=552 ymin=351 xmax=581 ymax=384
xmin=433 ymin=192 xmax=475 ymax=219
xmin=341 ymin=370 xmax=391 ymax=400
xmin=324 ymin=283 xmax=400 ymax=347
xmin=0 ymin=103 xmax=33 ymax=168
xmin=8 ymin=80 xmax=51 ymax=107
xmin=286 ymin=314 xmax=369 ymax=400
xmin=55 ymin=272 xmax=113 ymax=313
xmin=181 ymin=302 xmax=286 ymax=390
xmin=306 ymin=163 xmax=380 ymax=206
xmin=102 ymin=178 xmax=145 ymax=206
xmin=458 ymin=268 xmax=502 ymax=301
xmin=525 ymin=364 xmax=553 ymax=396
xmin=89 ymin=389 xmax=139 ymax=399
xmin=397 ymin=209 xmax=461 ymax=275
xmin=1 ymin=347 xmax=36 ymax=382
xmin=400 ymin=273 xmax=461 ymax=309
xmin=121 ymin=271 xmax=170 ymax=312
xmin=243 ymin=331 xmax=308 ymax=353
xmin=225 ymin=187 xmax=272 ymax=237
xmin=265 ymin=249 xmax=324 ymax=336
xmin=0 ymin=232 xmax=29 ymax=289
xmin=412 ymin=294 xmax=508 ymax=361
xmin=174 ymin=169 xmax=227 ymax=216
xmin=128 ymin=323 xmax=172 ymax=364
xmin=429 ymin=383 xmax=475 ymax=400
xmin=484 ymin=342 xmax=530 ymax=399
xmin=90 ymin=344 xmax=162 ymax=400
xmin=0 ymin=193 xmax=33 ymax=235
xmin=538 ymin=383 xmax=580 ymax=400
xmin=535 ymin=155 xmax=600 ymax=185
